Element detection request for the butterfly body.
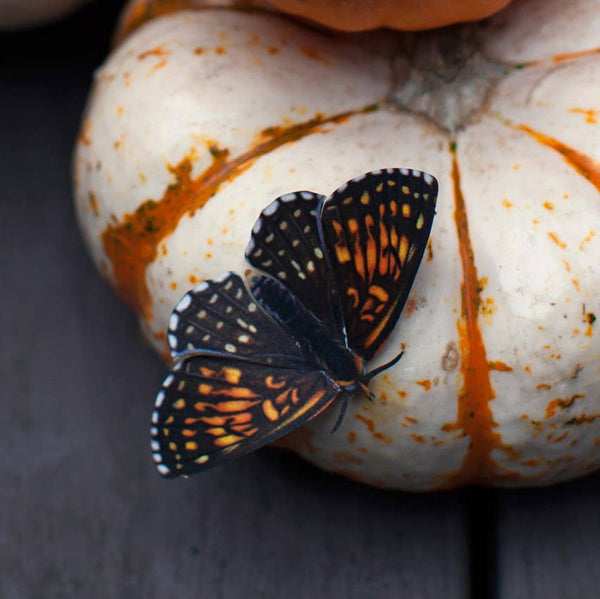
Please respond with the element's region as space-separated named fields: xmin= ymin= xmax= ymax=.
xmin=152 ymin=168 xmax=438 ymax=477
xmin=250 ymin=273 xmax=365 ymax=392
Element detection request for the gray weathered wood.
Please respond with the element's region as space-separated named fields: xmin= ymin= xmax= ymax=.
xmin=0 ymin=6 xmax=470 ymax=598
xmin=496 ymin=475 xmax=600 ymax=599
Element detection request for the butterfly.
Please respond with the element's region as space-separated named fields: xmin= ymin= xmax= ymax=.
xmin=151 ymin=168 xmax=438 ymax=477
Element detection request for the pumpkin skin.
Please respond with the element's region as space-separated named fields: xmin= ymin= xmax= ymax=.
xmin=74 ymin=0 xmax=600 ymax=490
xmin=0 ymin=0 xmax=88 ymax=29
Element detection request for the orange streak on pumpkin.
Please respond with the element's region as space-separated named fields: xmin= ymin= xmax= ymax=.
xmin=354 ymin=413 xmax=375 ymax=433
xmin=444 ymin=148 xmax=517 ymax=487
xmin=487 ymin=360 xmax=513 ymax=372
xmin=138 ymin=46 xmax=170 ymax=60
xmin=569 ymin=108 xmax=598 ymax=124
xmin=516 ymin=125 xmax=600 ymax=193
xmin=552 ymin=47 xmax=600 ymax=63
xmin=523 ymin=47 xmax=600 ymax=67
xmin=102 ymin=110 xmax=367 ymax=321
xmin=415 ymin=379 xmax=432 ymax=391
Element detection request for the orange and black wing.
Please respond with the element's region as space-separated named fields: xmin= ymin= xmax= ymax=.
xmin=321 ymin=169 xmax=437 ymax=361
xmin=151 ymin=355 xmax=339 ymax=477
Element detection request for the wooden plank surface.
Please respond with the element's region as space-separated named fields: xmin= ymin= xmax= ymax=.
xmin=0 ymin=4 xmax=470 ymax=598
xmin=495 ymin=475 xmax=600 ymax=599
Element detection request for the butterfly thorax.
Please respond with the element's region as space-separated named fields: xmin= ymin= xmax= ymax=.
xmin=250 ymin=274 xmax=366 ymax=391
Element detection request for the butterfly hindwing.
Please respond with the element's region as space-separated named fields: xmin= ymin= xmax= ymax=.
xmin=151 ymin=355 xmax=340 ymax=476
xmin=167 ymin=272 xmax=306 ymax=368
xmin=245 ymin=191 xmax=342 ymax=336
xmin=321 ymin=169 xmax=438 ymax=360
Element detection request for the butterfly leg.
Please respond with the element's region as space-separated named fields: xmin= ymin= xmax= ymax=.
xmin=330 ymin=391 xmax=354 ymax=433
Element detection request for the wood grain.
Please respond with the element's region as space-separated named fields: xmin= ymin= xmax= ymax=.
xmin=495 ymin=476 xmax=600 ymax=599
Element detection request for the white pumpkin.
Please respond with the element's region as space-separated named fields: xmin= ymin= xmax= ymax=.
xmin=0 ymin=0 xmax=89 ymax=29
xmin=73 ymin=0 xmax=600 ymax=490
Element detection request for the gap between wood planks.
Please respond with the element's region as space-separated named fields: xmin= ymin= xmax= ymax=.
xmin=465 ymin=488 xmax=498 ymax=599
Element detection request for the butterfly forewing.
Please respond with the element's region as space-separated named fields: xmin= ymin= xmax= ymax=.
xmin=167 ymin=272 xmax=306 ymax=368
xmin=245 ymin=191 xmax=342 ymax=336
xmin=151 ymin=356 xmax=339 ymax=476
xmin=321 ymin=169 xmax=437 ymax=360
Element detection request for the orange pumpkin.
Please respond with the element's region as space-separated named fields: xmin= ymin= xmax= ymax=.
xmin=115 ymin=0 xmax=512 ymax=40
xmin=265 ymin=0 xmax=513 ymax=31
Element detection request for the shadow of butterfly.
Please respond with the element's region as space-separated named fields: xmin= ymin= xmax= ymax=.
xmin=151 ymin=168 xmax=438 ymax=477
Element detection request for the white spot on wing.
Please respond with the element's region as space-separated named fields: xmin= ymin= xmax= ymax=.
xmin=168 ymin=334 xmax=177 ymax=349
xmin=423 ymin=172 xmax=434 ymax=186
xmin=169 ymin=313 xmax=179 ymax=331
xmin=263 ymin=200 xmax=279 ymax=216
xmin=193 ymin=281 xmax=209 ymax=293
xmin=157 ymin=464 xmax=171 ymax=475
xmin=151 ymin=440 xmax=160 ymax=451
xmin=225 ymin=343 xmax=237 ymax=353
xmin=280 ymin=193 xmax=297 ymax=203
xmin=175 ymin=294 xmax=192 ymax=312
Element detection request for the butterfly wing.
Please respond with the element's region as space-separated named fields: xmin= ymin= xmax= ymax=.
xmin=320 ymin=168 xmax=437 ymax=361
xmin=245 ymin=191 xmax=344 ymax=340
xmin=151 ymin=355 xmax=339 ymax=476
xmin=167 ymin=271 xmax=307 ymax=368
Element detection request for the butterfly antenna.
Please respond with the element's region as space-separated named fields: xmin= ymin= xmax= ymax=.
xmin=366 ymin=350 xmax=404 ymax=381
xmin=331 ymin=393 xmax=352 ymax=433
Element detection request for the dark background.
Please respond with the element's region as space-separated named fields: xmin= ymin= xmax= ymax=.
xmin=1 ymin=2 xmax=599 ymax=597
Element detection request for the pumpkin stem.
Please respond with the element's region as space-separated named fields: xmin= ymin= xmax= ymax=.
xmin=390 ymin=24 xmax=511 ymax=133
